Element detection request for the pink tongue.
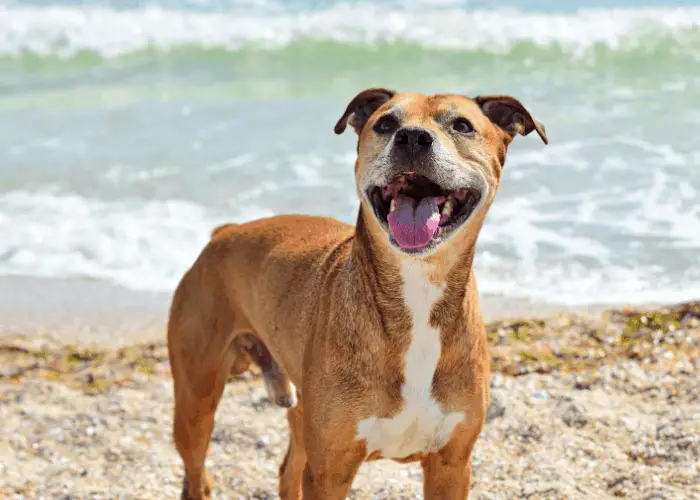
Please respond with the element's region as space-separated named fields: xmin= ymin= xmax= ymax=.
xmin=387 ymin=195 xmax=441 ymax=249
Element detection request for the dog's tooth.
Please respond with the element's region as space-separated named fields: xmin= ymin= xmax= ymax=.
xmin=441 ymin=198 xmax=454 ymax=216
xmin=390 ymin=198 xmax=397 ymax=213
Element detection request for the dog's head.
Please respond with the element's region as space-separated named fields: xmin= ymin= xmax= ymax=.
xmin=335 ymin=88 xmax=547 ymax=257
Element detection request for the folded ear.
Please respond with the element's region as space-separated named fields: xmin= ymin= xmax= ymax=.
xmin=474 ymin=95 xmax=548 ymax=145
xmin=334 ymin=87 xmax=396 ymax=135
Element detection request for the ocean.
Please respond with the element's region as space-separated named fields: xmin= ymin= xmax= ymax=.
xmin=1 ymin=0 xmax=699 ymax=308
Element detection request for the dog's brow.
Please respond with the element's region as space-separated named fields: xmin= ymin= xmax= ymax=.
xmin=379 ymin=106 xmax=404 ymax=122
xmin=431 ymin=105 xmax=462 ymax=124
xmin=389 ymin=102 xmax=408 ymax=114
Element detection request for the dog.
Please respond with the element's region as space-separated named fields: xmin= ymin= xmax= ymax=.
xmin=167 ymin=88 xmax=547 ymax=499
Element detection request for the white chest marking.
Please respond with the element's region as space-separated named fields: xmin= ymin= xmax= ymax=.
xmin=356 ymin=260 xmax=464 ymax=458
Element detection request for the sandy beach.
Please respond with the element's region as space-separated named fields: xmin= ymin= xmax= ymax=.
xmin=5 ymin=1 xmax=699 ymax=315
xmin=2 ymin=1 xmax=700 ymax=497
xmin=1 ymin=281 xmax=697 ymax=499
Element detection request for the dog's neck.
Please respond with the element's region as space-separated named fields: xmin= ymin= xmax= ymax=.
xmin=351 ymin=205 xmax=478 ymax=309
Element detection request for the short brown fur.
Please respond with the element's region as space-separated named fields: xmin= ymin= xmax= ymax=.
xmin=168 ymin=89 xmax=547 ymax=499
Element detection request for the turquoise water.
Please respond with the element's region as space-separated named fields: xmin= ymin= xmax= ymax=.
xmin=0 ymin=0 xmax=699 ymax=305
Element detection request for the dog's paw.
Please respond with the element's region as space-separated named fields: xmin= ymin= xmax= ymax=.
xmin=275 ymin=391 xmax=298 ymax=408
xmin=181 ymin=471 xmax=212 ymax=500
xmin=263 ymin=376 xmax=298 ymax=408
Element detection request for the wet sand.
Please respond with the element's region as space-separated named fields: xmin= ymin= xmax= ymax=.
xmin=0 ymin=275 xmax=612 ymax=346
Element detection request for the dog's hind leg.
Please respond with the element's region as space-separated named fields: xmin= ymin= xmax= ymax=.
xmin=279 ymin=404 xmax=306 ymax=500
xmin=236 ymin=333 xmax=297 ymax=408
xmin=229 ymin=342 xmax=252 ymax=377
xmin=168 ymin=273 xmax=238 ymax=500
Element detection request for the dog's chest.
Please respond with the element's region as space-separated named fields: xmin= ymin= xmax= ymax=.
xmin=356 ymin=261 xmax=464 ymax=459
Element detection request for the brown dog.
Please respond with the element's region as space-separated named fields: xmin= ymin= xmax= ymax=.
xmin=167 ymin=88 xmax=547 ymax=499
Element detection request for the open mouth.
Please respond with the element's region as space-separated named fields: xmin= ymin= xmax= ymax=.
xmin=368 ymin=173 xmax=483 ymax=251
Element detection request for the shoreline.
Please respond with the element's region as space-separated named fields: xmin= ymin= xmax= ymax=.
xmin=0 ymin=276 xmax=169 ymax=346
xmin=0 ymin=275 xmax=655 ymax=346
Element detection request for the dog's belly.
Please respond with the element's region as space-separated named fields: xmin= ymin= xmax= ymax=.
xmin=357 ymin=260 xmax=464 ymax=459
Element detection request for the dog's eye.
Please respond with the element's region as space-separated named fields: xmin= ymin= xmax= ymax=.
xmin=373 ymin=115 xmax=399 ymax=134
xmin=452 ymin=118 xmax=474 ymax=134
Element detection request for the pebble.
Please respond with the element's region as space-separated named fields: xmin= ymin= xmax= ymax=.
xmin=256 ymin=435 xmax=270 ymax=448
xmin=561 ymin=403 xmax=589 ymax=429
xmin=486 ymin=390 xmax=506 ymax=422
xmin=532 ymin=389 xmax=549 ymax=401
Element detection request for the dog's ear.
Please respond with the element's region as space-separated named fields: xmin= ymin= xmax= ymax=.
xmin=474 ymin=95 xmax=548 ymax=145
xmin=334 ymin=87 xmax=396 ymax=135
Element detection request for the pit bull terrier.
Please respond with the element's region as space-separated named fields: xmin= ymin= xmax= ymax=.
xmin=167 ymin=88 xmax=547 ymax=499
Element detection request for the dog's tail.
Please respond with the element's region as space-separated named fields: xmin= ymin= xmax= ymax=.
xmin=211 ymin=223 xmax=238 ymax=239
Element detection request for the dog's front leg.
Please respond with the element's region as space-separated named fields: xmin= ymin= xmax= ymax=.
xmin=421 ymin=422 xmax=482 ymax=499
xmin=301 ymin=446 xmax=365 ymax=500
xmin=300 ymin=409 xmax=366 ymax=499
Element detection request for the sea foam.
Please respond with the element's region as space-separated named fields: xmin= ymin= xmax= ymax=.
xmin=1 ymin=186 xmax=698 ymax=305
xmin=1 ymin=4 xmax=699 ymax=59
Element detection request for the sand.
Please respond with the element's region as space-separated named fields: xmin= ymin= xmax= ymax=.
xmin=0 ymin=279 xmax=698 ymax=499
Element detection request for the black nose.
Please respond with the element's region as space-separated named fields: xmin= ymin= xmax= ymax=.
xmin=395 ymin=127 xmax=434 ymax=151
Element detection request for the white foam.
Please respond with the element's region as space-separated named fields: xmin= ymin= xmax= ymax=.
xmin=0 ymin=190 xmax=272 ymax=292
xmin=1 ymin=4 xmax=699 ymax=58
xmin=475 ymin=259 xmax=700 ymax=307
xmin=475 ymin=137 xmax=700 ymax=306
xmin=1 ymin=133 xmax=699 ymax=306
xmin=0 ymin=183 xmax=700 ymax=305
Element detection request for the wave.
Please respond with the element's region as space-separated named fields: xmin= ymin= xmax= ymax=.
xmin=0 ymin=190 xmax=270 ymax=293
xmin=1 ymin=4 xmax=699 ymax=62
xmin=1 ymin=190 xmax=698 ymax=305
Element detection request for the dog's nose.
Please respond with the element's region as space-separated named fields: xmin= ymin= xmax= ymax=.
xmin=394 ymin=127 xmax=434 ymax=151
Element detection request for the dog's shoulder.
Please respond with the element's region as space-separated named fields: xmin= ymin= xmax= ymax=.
xmin=212 ymin=215 xmax=352 ymax=242
xmin=211 ymin=223 xmax=238 ymax=239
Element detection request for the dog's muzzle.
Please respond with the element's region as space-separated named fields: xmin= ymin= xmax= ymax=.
xmin=367 ymin=172 xmax=483 ymax=253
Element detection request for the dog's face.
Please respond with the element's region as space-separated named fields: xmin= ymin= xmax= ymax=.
xmin=335 ymin=89 xmax=547 ymax=256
